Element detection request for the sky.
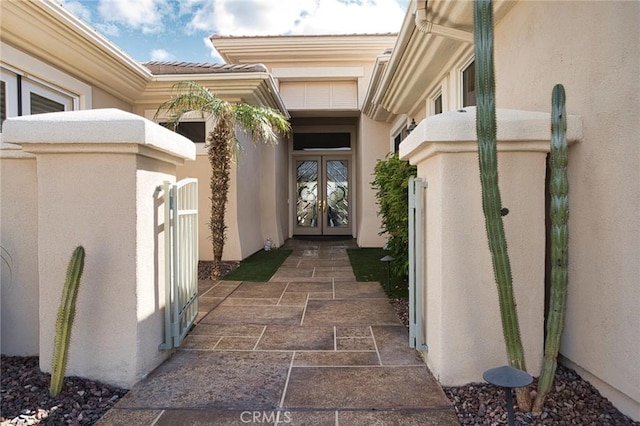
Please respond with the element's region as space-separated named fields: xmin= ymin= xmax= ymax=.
xmin=57 ymin=0 xmax=410 ymax=64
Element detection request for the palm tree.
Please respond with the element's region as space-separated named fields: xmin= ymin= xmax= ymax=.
xmin=156 ymin=81 xmax=290 ymax=278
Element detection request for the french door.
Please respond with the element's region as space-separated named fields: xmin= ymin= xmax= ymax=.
xmin=294 ymin=156 xmax=351 ymax=235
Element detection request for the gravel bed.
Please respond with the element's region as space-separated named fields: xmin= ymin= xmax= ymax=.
xmin=1 ymin=356 xmax=127 ymax=425
xmin=391 ymin=296 xmax=638 ymax=426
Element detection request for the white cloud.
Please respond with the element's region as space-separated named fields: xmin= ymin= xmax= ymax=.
xmin=150 ymin=48 xmax=174 ymax=61
xmin=203 ymin=37 xmax=225 ymax=63
xmin=95 ymin=22 xmax=121 ymax=37
xmin=58 ymin=0 xmax=93 ymax=23
xmin=296 ymin=0 xmax=406 ymax=35
xmin=97 ymin=0 xmax=172 ymax=34
xmin=189 ymin=0 xmax=405 ymax=36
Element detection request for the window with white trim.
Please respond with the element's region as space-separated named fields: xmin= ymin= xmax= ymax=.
xmin=392 ymin=123 xmax=409 ymax=153
xmin=1 ymin=66 xmax=74 ymax=131
xmin=434 ymin=93 xmax=443 ymax=115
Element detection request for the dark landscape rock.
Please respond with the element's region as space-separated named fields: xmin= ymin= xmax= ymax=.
xmin=1 ymin=356 xmax=127 ymax=425
xmin=391 ymin=296 xmax=638 ymax=426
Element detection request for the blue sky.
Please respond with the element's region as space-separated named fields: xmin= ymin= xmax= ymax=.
xmin=58 ymin=0 xmax=410 ymax=64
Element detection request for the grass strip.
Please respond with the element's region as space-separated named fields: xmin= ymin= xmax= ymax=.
xmin=347 ymin=247 xmax=408 ymax=297
xmin=223 ymin=248 xmax=292 ymax=282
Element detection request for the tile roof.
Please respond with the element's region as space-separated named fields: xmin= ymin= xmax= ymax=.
xmin=142 ymin=61 xmax=268 ymax=75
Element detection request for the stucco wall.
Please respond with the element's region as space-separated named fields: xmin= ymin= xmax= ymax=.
xmin=0 ymin=147 xmax=39 ymax=355
xmin=92 ymin=86 xmax=133 ymax=111
xmin=259 ymin=134 xmax=290 ymax=248
xmin=495 ymin=1 xmax=640 ymax=418
xmin=356 ymin=115 xmax=390 ymax=247
xmin=229 ymin=133 xmax=269 ymax=259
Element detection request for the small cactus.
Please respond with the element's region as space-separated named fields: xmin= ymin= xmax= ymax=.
xmin=50 ymin=246 xmax=85 ymax=397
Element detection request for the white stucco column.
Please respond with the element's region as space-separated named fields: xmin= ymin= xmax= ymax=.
xmin=2 ymin=109 xmax=195 ymax=388
xmin=400 ymin=107 xmax=582 ymax=385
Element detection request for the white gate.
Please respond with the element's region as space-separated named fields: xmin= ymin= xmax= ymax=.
xmin=408 ymin=176 xmax=428 ymax=351
xmin=159 ymin=178 xmax=198 ymax=350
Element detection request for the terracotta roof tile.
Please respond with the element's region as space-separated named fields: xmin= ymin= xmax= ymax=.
xmin=142 ymin=61 xmax=268 ymax=75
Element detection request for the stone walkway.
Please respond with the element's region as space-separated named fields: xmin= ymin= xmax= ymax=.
xmin=97 ymin=238 xmax=458 ymax=425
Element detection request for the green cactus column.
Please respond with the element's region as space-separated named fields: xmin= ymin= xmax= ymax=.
xmin=474 ymin=0 xmax=531 ymax=410
xmin=533 ymin=84 xmax=569 ymax=412
xmin=50 ymin=246 xmax=85 ymax=397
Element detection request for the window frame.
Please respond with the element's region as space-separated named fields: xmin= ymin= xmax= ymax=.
xmin=22 ymin=79 xmax=73 ymax=115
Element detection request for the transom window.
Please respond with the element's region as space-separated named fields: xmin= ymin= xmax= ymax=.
xmin=293 ymin=133 xmax=351 ymax=151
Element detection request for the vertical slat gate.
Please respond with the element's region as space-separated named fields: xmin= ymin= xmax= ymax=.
xmin=159 ymin=178 xmax=198 ymax=350
xmin=409 ymin=176 xmax=428 ymax=351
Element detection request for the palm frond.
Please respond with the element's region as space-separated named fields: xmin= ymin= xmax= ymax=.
xmin=154 ymin=81 xmax=227 ymax=127
xmin=233 ymin=104 xmax=291 ymax=145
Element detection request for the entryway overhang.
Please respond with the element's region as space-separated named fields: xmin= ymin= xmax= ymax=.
xmin=138 ymin=70 xmax=289 ymax=118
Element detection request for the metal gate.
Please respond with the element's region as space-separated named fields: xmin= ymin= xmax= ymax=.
xmin=159 ymin=178 xmax=198 ymax=350
xmin=408 ymin=176 xmax=428 ymax=351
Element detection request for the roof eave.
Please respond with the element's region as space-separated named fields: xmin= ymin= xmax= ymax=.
xmin=211 ymin=34 xmax=398 ymax=64
xmin=0 ymin=0 xmax=151 ymax=104
xmin=370 ymin=0 xmax=516 ymax=117
xmin=139 ymin=72 xmax=289 ymax=118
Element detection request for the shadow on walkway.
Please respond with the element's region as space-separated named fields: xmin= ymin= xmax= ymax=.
xmin=97 ymin=239 xmax=458 ymax=425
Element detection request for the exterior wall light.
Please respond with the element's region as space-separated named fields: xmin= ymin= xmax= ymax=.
xmin=406 ymin=118 xmax=417 ymax=134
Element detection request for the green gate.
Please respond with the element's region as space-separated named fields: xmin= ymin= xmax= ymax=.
xmin=159 ymin=178 xmax=199 ymax=350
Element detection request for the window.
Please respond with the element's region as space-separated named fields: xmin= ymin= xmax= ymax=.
xmin=22 ymin=80 xmax=72 ymax=115
xmin=30 ymin=92 xmax=65 ymax=115
xmin=1 ymin=66 xmax=74 ymax=131
xmin=392 ymin=125 xmax=409 ymax=153
xmin=462 ymin=61 xmax=476 ymax=107
xmin=434 ymin=93 xmax=443 ymax=115
xmin=394 ymin=133 xmax=402 ymax=153
xmin=160 ymin=121 xmax=206 ymax=143
xmin=1 ymin=81 xmax=6 ymax=132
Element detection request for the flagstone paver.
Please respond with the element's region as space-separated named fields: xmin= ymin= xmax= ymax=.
xmin=97 ymin=238 xmax=457 ymax=426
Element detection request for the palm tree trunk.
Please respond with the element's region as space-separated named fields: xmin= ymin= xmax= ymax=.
xmin=208 ymin=115 xmax=233 ymax=279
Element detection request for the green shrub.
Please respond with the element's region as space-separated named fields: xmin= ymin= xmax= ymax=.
xmin=371 ymin=153 xmax=417 ymax=288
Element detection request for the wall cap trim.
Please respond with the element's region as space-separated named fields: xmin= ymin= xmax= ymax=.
xmin=400 ymin=107 xmax=583 ymax=164
xmin=2 ymin=108 xmax=195 ymax=164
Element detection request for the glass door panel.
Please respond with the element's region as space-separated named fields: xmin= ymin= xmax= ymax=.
xmin=295 ymin=159 xmax=321 ymax=235
xmin=325 ymin=159 xmax=349 ymax=231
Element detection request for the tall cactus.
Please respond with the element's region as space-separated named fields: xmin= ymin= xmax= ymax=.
xmin=474 ymin=0 xmax=531 ymax=410
xmin=50 ymin=246 xmax=85 ymax=397
xmin=533 ymin=84 xmax=569 ymax=412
